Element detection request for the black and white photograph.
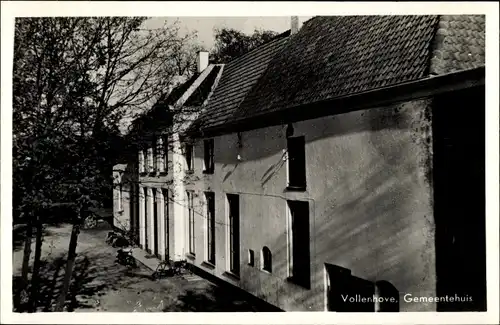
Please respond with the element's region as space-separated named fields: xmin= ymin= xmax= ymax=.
xmin=1 ymin=1 xmax=499 ymax=324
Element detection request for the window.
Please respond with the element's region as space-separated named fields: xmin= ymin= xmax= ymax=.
xmin=157 ymin=137 xmax=164 ymax=174
xmin=287 ymin=136 xmax=306 ymax=189
xmin=187 ymin=191 xmax=195 ymax=255
xmin=227 ymin=194 xmax=240 ymax=275
xmin=163 ymin=136 xmax=168 ymax=173
xmin=248 ymin=249 xmax=255 ymax=266
xmin=203 ymin=139 xmax=214 ymax=174
xmin=152 ymin=140 xmax=158 ymax=173
xmin=163 ymin=189 xmax=169 ymax=259
xmin=117 ymin=184 xmax=122 ymax=211
xmin=147 ymin=147 xmax=154 ymax=173
xmin=205 ymin=192 xmax=216 ymax=264
xmin=185 ymin=143 xmax=194 ymax=172
xmin=138 ymin=151 xmax=145 ymax=173
xmin=287 ymin=200 xmax=310 ymax=288
xmin=262 ymin=246 xmax=272 ymax=272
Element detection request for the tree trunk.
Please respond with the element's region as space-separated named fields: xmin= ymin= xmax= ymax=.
xmin=21 ymin=218 xmax=33 ymax=282
xmin=15 ymin=217 xmax=33 ymax=311
xmin=54 ymin=216 xmax=81 ymax=312
xmin=28 ymin=217 xmax=43 ymax=312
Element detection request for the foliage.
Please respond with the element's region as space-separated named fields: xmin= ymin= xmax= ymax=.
xmin=12 ymin=16 xmax=201 ymax=312
xmin=210 ymin=28 xmax=278 ymax=64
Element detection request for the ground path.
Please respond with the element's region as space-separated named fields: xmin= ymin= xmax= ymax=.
xmin=12 ymin=221 xmax=263 ymax=312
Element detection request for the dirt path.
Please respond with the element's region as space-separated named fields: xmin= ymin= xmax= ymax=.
xmin=12 ymin=222 xmax=260 ymax=312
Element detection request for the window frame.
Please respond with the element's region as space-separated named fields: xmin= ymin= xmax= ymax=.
xmin=152 ymin=138 xmax=158 ymax=174
xmin=162 ymin=135 xmax=169 ymax=174
xmin=117 ymin=184 xmax=123 ymax=212
xmin=203 ymin=139 xmax=215 ymax=174
xmin=185 ymin=143 xmax=194 ymax=172
xmin=286 ymin=135 xmax=307 ymax=191
xmin=205 ymin=192 xmax=216 ymax=265
xmin=226 ymin=194 xmax=240 ymax=275
xmin=287 ymin=200 xmax=311 ymax=288
xmin=147 ymin=147 xmax=154 ymax=174
xmin=138 ymin=150 xmax=145 ymax=174
xmin=261 ymin=246 xmax=272 ymax=273
xmin=248 ymin=249 xmax=255 ymax=266
xmin=187 ymin=191 xmax=195 ymax=255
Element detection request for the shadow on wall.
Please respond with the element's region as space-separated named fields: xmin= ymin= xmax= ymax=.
xmin=232 ymin=122 xmax=431 ymax=311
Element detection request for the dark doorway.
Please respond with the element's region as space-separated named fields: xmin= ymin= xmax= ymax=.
xmin=432 ymin=86 xmax=486 ymax=311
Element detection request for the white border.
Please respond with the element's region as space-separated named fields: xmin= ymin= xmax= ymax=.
xmin=1 ymin=1 xmax=499 ymax=324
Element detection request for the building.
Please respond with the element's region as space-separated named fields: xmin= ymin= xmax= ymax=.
xmin=114 ymin=15 xmax=486 ymax=312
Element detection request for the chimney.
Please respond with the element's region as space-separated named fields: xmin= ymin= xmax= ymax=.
xmin=197 ymin=51 xmax=209 ymax=73
xmin=290 ymin=16 xmax=303 ymax=35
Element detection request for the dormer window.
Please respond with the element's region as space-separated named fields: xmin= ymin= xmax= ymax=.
xmin=203 ymin=139 xmax=214 ymax=174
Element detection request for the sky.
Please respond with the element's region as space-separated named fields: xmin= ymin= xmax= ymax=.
xmin=146 ymin=16 xmax=312 ymax=50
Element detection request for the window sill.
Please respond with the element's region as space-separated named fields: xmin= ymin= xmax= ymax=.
xmin=158 ymin=171 xmax=168 ymax=176
xmin=260 ymin=269 xmax=272 ymax=275
xmin=286 ymin=185 xmax=307 ymax=192
xmin=148 ymin=172 xmax=157 ymax=177
xmin=201 ymin=261 xmax=216 ymax=269
xmin=202 ymin=170 xmax=214 ymax=175
xmin=222 ymin=271 xmax=240 ymax=281
xmin=186 ymin=253 xmax=196 ymax=260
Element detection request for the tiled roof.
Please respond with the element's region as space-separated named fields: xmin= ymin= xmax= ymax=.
xmin=231 ymin=15 xmax=440 ymax=123
xmin=158 ymin=73 xmax=200 ymax=107
xmin=430 ymin=15 xmax=485 ymax=75
xmin=191 ymin=31 xmax=290 ymax=131
xmin=184 ymin=65 xmax=222 ymax=107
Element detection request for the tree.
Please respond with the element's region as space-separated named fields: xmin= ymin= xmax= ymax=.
xmin=12 ymin=17 xmax=200 ymax=312
xmin=210 ymin=28 xmax=278 ymax=64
